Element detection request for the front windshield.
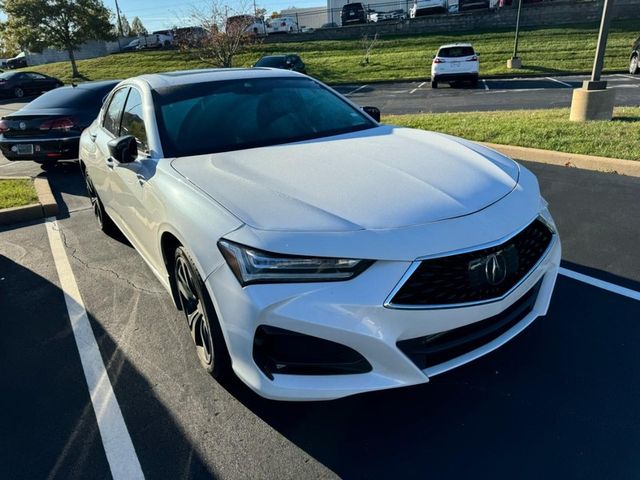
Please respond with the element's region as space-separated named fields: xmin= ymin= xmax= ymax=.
xmin=154 ymin=77 xmax=376 ymax=157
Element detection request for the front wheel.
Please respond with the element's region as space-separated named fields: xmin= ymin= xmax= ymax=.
xmin=174 ymin=247 xmax=231 ymax=379
xmin=630 ymin=54 xmax=639 ymax=75
xmin=84 ymin=172 xmax=117 ymax=235
xmin=431 ymin=80 xmax=438 ymax=89
xmin=13 ymin=87 xmax=24 ymax=98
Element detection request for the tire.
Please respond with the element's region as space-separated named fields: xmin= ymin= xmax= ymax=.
xmin=13 ymin=87 xmax=24 ymax=98
xmin=630 ymin=54 xmax=639 ymax=75
xmin=84 ymin=172 xmax=117 ymax=235
xmin=470 ymin=77 xmax=479 ymax=87
xmin=431 ymin=80 xmax=438 ymax=89
xmin=40 ymin=160 xmax=56 ymax=171
xmin=174 ymin=246 xmax=232 ymax=379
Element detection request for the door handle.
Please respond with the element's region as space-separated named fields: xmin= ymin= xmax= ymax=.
xmin=89 ymin=132 xmax=97 ymax=142
xmin=106 ymin=157 xmax=115 ymax=169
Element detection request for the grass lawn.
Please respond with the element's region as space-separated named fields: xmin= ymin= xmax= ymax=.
xmin=384 ymin=107 xmax=640 ymax=161
xmin=0 ymin=178 xmax=38 ymax=209
xmin=23 ymin=20 xmax=638 ymax=84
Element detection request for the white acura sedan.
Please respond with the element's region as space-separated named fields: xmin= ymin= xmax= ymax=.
xmin=79 ymin=68 xmax=560 ymax=401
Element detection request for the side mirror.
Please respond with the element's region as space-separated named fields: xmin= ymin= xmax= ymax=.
xmin=107 ymin=135 xmax=137 ymax=164
xmin=362 ymin=106 xmax=380 ymax=122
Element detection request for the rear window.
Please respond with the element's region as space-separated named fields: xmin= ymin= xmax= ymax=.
xmin=438 ymin=46 xmax=475 ymax=58
xmin=255 ymin=57 xmax=287 ymax=68
xmin=24 ymin=84 xmax=117 ymax=110
xmin=343 ymin=3 xmax=364 ymax=11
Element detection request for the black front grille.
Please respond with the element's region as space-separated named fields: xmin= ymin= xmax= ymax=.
xmin=397 ymin=279 xmax=542 ymax=370
xmin=390 ymin=219 xmax=553 ymax=306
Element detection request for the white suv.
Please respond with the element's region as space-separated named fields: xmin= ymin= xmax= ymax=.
xmin=431 ymin=43 xmax=479 ymax=88
xmin=266 ymin=16 xmax=300 ymax=34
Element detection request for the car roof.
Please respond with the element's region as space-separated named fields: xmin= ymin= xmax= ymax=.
xmin=259 ymin=54 xmax=298 ymax=59
xmin=138 ymin=68 xmax=302 ymax=90
xmin=438 ymin=43 xmax=474 ymax=49
xmin=67 ymin=80 xmax=121 ymax=90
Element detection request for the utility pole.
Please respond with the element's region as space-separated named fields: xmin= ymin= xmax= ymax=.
xmin=507 ymin=0 xmax=522 ymax=69
xmin=569 ymin=0 xmax=616 ymax=121
xmin=114 ymin=0 xmax=124 ymax=51
xmin=591 ymin=0 xmax=615 ymax=82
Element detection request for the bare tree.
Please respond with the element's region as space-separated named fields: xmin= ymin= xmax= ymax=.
xmin=360 ymin=32 xmax=379 ymax=66
xmin=178 ymin=1 xmax=262 ymax=68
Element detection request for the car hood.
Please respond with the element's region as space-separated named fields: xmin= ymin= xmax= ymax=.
xmin=170 ymin=126 xmax=519 ymax=232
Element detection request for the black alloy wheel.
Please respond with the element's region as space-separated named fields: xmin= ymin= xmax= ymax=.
xmin=174 ymin=247 xmax=231 ymax=378
xmin=84 ymin=173 xmax=116 ymax=235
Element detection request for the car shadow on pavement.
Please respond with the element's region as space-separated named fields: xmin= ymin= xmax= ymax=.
xmin=39 ymin=161 xmax=87 ymax=220
xmin=0 ymin=255 xmax=217 ymax=479
xmin=223 ymin=268 xmax=640 ymax=479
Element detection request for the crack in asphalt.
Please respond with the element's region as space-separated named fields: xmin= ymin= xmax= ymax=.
xmin=54 ymin=221 xmax=164 ymax=295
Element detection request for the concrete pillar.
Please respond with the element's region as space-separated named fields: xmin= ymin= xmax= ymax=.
xmin=569 ymin=81 xmax=616 ymax=121
xmin=507 ymin=57 xmax=522 ymax=69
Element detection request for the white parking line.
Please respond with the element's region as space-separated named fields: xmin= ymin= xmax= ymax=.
xmin=344 ymin=84 xmax=368 ymax=96
xmin=615 ymin=74 xmax=640 ymax=81
xmin=482 ymin=79 xmax=489 ymax=91
xmin=546 ymin=77 xmax=573 ymax=88
xmin=45 ymin=217 xmax=144 ymax=480
xmin=559 ymin=267 xmax=640 ymax=302
xmin=409 ymin=82 xmax=426 ymax=94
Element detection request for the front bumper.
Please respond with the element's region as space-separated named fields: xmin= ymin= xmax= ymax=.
xmin=207 ymin=220 xmax=561 ymax=401
xmin=0 ymin=136 xmax=80 ymax=161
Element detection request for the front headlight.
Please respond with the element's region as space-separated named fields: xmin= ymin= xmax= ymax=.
xmin=218 ymin=239 xmax=373 ymax=286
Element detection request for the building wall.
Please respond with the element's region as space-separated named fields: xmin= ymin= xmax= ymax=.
xmin=266 ymin=0 xmax=640 ymax=42
xmin=24 ymin=37 xmax=136 ymax=67
xmin=280 ymin=7 xmax=330 ymax=29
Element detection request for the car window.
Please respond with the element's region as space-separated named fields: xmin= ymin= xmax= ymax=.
xmin=255 ymin=57 xmax=286 ymax=68
xmin=103 ymin=88 xmax=129 ymax=136
xmin=25 ymin=83 xmax=118 ymax=110
xmin=26 ymin=73 xmax=46 ymax=80
xmin=438 ymin=46 xmax=475 ymax=58
xmin=120 ymin=88 xmax=149 ymax=153
xmin=154 ymin=77 xmax=375 ymax=157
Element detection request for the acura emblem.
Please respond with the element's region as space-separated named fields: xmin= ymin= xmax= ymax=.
xmin=19 ymin=121 xmax=26 ymax=130
xmin=484 ymin=252 xmax=508 ymax=286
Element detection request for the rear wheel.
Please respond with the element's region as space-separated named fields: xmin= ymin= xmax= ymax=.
xmin=174 ymin=246 xmax=231 ymax=379
xmin=630 ymin=54 xmax=639 ymax=75
xmin=13 ymin=87 xmax=24 ymax=98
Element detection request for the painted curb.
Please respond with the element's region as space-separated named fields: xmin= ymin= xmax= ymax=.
xmin=0 ymin=175 xmax=58 ymax=226
xmin=481 ymin=142 xmax=640 ymax=178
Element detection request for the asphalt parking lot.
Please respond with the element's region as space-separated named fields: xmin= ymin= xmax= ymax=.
xmin=1 ymin=151 xmax=640 ymax=478
xmin=335 ymin=74 xmax=640 ymax=114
